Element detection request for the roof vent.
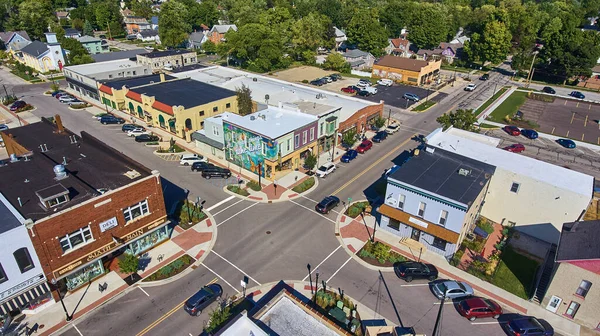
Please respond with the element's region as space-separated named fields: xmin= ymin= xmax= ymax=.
xmin=9 ymin=153 xmax=18 ymax=163
xmin=54 ymin=164 xmax=68 ymax=180
xmin=425 ymin=147 xmax=435 ymax=154
xmin=458 ymin=168 xmax=471 ymax=177
xmin=124 ymin=170 xmax=141 ymax=179
xmin=250 ymin=116 xmax=256 ymax=120
xmin=253 ymin=77 xmax=258 ymax=82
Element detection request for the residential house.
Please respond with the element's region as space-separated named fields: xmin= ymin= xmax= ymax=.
xmin=592 ymin=64 xmax=600 ymax=77
xmin=98 ymin=73 xmax=175 ymax=110
xmin=333 ymin=27 xmax=347 ymax=50
xmin=124 ymin=16 xmax=150 ymax=34
xmin=55 ymin=11 xmax=69 ymax=21
xmin=136 ymin=50 xmax=197 ymax=71
xmin=137 ymin=30 xmax=160 ymax=44
xmin=13 ymin=33 xmax=66 ymax=73
xmin=379 ymin=145 xmax=495 ymax=258
xmin=341 ymin=49 xmax=375 ymax=70
xmin=188 ymin=31 xmax=208 ymax=49
xmin=372 ymin=55 xmax=441 ymax=85
xmin=425 ymin=127 xmax=594 ymax=244
xmin=385 ymin=34 xmax=411 ymax=57
xmin=64 ymin=28 xmax=81 ymax=39
xmin=77 ymin=35 xmax=108 ymax=54
xmin=123 ymin=78 xmax=238 ymax=141
xmin=150 ymin=16 xmax=159 ymax=30
xmin=542 ymin=220 xmax=600 ymax=331
xmin=120 ymin=7 xmax=134 ymax=18
xmin=0 ymin=31 xmax=31 ymax=52
xmin=207 ymin=24 xmax=237 ymax=44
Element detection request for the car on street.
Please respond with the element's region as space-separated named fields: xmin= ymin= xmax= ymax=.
xmin=457 ymin=297 xmax=502 ymax=321
xmin=503 ymin=125 xmax=521 ymax=136
xmin=479 ymin=73 xmax=490 ymax=80
xmin=341 ymin=149 xmax=358 ymax=163
xmin=183 ymin=284 xmax=223 ymax=316
xmin=357 ymin=90 xmax=371 ymax=97
xmin=191 ymin=162 xmax=215 ymax=172
xmin=569 ymin=91 xmax=585 ymax=99
xmin=315 ymin=162 xmax=336 ymax=178
xmin=556 ymin=138 xmax=576 ymax=148
xmin=100 ymin=115 xmax=125 ymax=124
xmin=363 ymin=86 xmax=377 ymax=95
xmin=377 ymin=78 xmax=393 ymax=87
xmin=542 ymin=86 xmax=556 ymax=94
xmin=127 ymin=128 xmax=148 ymax=137
xmin=202 ymin=167 xmax=232 ymax=179
xmin=464 ymin=83 xmax=477 ymax=91
xmin=372 ymin=131 xmax=388 ymax=143
xmin=341 ymin=86 xmax=356 ymax=94
xmin=356 ymin=139 xmax=373 ymax=153
xmin=521 ymin=129 xmax=538 ymax=139
xmin=121 ymin=124 xmax=142 ymax=132
xmin=504 ymin=144 xmax=525 ymax=153
xmin=315 ymin=195 xmax=340 ymax=214
xmin=134 ymin=134 xmax=160 ymax=142
xmin=393 ymin=261 xmax=438 ymax=282
xmin=357 ymin=79 xmax=371 ymax=87
xmin=385 ymin=123 xmax=400 ymax=134
xmin=502 ymin=317 xmax=554 ymax=336
xmin=180 ymin=153 xmax=207 ymax=165
xmin=9 ymin=101 xmax=26 ymax=111
xmin=430 ymin=280 xmax=474 ymax=300
xmin=403 ymin=93 xmax=420 ymax=102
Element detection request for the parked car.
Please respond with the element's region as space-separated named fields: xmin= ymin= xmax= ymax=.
xmin=457 ymin=297 xmax=502 ymax=321
xmin=323 ymin=76 xmax=333 ymax=83
xmin=385 ymin=123 xmax=400 ymax=134
xmin=135 ymin=134 xmax=160 ymax=142
xmin=363 ymin=86 xmax=377 ymax=95
xmin=341 ymin=86 xmax=356 ymax=94
xmin=59 ymin=96 xmax=77 ymax=103
xmin=357 ymin=90 xmax=371 ymax=97
xmin=122 ymin=124 xmax=142 ymax=132
xmin=127 ymin=128 xmax=148 ymax=137
xmin=55 ymin=93 xmax=69 ymax=99
xmin=180 ymin=153 xmax=207 ymax=166
xmin=356 ymin=139 xmax=373 ymax=153
xmin=202 ymin=167 xmax=232 ymax=179
xmin=556 ymin=138 xmax=576 ymax=148
xmin=350 ymin=85 xmax=362 ymax=92
xmin=100 ymin=115 xmax=125 ymax=124
xmin=357 ymin=79 xmax=371 ymax=87
xmin=394 ymin=261 xmax=438 ymax=282
xmin=372 ymin=131 xmax=388 ymax=143
xmin=503 ymin=125 xmax=521 ymax=136
xmin=504 ymin=144 xmax=525 ymax=153
xmin=464 ymin=83 xmax=477 ymax=91
xmin=341 ymin=150 xmax=358 ymax=163
xmin=430 ymin=280 xmax=474 ymax=300
xmin=315 ymin=195 xmax=340 ymax=214
xmin=403 ymin=93 xmax=420 ymax=102
xmin=377 ymin=79 xmax=393 ymax=87
xmin=95 ymin=113 xmax=113 ymax=121
xmin=310 ymin=78 xmax=327 ymax=86
xmin=0 ymin=124 xmax=8 ymax=131
xmin=331 ymin=74 xmax=342 ymax=81
xmin=569 ymin=91 xmax=585 ymax=99
xmin=191 ymin=162 xmax=215 ymax=172
xmin=51 ymin=90 xmax=65 ymax=97
xmin=66 ymin=99 xmax=84 ymax=105
xmin=145 ymin=46 xmax=154 ymax=51
xmin=315 ymin=162 xmax=336 ymax=178
xmin=9 ymin=101 xmax=26 ymax=111
xmin=502 ymin=317 xmax=554 ymax=336
xmin=521 ymin=129 xmax=538 ymax=139
xmin=183 ymin=284 xmax=223 ymax=316
xmin=542 ymin=86 xmax=556 ymax=94
xmin=479 ymin=73 xmax=490 ymax=80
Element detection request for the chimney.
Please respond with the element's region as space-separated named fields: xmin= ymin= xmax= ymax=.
xmin=55 ymin=114 xmax=65 ymax=133
xmin=160 ymin=73 xmax=165 ymax=82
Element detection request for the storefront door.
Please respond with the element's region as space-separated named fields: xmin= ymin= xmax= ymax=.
xmin=411 ymin=228 xmax=421 ymax=242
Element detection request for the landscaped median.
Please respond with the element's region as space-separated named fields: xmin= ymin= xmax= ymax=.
xmin=292 ymin=176 xmax=315 ymax=193
xmin=412 ymin=100 xmax=436 ymax=112
xmin=142 ymin=254 xmax=195 ymax=282
xmin=474 ymin=87 xmax=509 ymax=115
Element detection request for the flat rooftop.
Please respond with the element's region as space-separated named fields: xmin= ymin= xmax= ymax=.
xmin=138 ymin=49 xmax=195 ymax=58
xmin=65 ymin=59 xmax=144 ymax=76
xmin=0 ymin=120 xmax=151 ymax=221
xmin=389 ymin=145 xmax=495 ymax=207
xmin=128 ymin=78 xmax=236 ymax=108
xmin=221 ymin=106 xmax=317 ymax=139
xmin=426 ymin=127 xmax=594 ymax=197
xmin=285 ymin=101 xmax=339 ymax=117
xmin=172 ymin=66 xmax=376 ymax=122
xmin=91 ymin=49 xmax=148 ymax=63
xmin=100 ymin=74 xmax=176 ymax=89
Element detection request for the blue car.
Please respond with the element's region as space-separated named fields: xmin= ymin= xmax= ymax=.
xmin=341 ymin=150 xmax=358 ymax=163
xmin=570 ymin=91 xmax=585 ymax=99
xmin=557 ymin=138 xmax=576 ymax=148
xmin=521 ymin=129 xmax=538 ymax=139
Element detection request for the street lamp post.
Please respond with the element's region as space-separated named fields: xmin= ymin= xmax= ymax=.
xmin=315 ymin=270 xmax=320 ymax=293
xmin=525 ymin=51 xmax=539 ymax=88
xmin=307 ymin=264 xmax=313 ymax=294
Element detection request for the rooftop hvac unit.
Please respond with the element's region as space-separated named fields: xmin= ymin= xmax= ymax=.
xmin=458 ymin=168 xmax=471 ymax=176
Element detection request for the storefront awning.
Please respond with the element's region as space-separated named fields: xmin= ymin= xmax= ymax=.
xmin=0 ymin=280 xmax=50 ymax=315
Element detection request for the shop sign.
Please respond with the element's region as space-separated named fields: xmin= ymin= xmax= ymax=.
xmin=409 ymin=216 xmax=428 ymax=229
xmin=86 ymin=242 xmax=117 ymax=262
xmin=0 ymin=274 xmax=44 ymax=300
xmin=99 ymin=217 xmax=118 ymax=232
xmin=124 ymin=228 xmax=145 ymax=241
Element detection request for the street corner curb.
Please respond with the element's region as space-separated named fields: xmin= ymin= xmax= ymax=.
xmin=200 ymin=210 xmax=218 ymax=264
xmin=280 ymin=175 xmax=319 ymax=203
xmin=222 ymin=185 xmax=267 ymax=203
xmin=67 ymin=105 xmax=92 ymax=111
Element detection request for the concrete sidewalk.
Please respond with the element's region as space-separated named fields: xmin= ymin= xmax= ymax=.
xmin=335 ymin=204 xmax=582 ymax=336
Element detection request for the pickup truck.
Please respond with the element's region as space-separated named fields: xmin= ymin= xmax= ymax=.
xmin=362 ymin=86 xmax=378 ymax=95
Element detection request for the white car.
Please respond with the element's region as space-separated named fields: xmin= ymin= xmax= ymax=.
xmin=315 ymin=162 xmax=336 ymax=178
xmin=357 ymin=79 xmax=371 ymax=87
xmin=363 ymin=86 xmax=378 ymax=95
xmin=385 ymin=123 xmax=400 ymax=134
xmin=465 ymin=83 xmax=477 ymax=91
xmin=377 ymin=79 xmax=393 ymax=87
xmin=180 ymin=153 xmax=207 ymax=166
xmin=59 ymin=96 xmax=77 ymax=103
xmin=127 ymin=128 xmax=148 ymax=137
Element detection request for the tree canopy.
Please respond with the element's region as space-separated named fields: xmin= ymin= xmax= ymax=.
xmin=159 ymin=0 xmax=192 ymax=48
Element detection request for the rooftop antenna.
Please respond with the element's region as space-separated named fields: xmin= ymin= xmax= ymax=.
xmin=62 ymin=156 xmax=67 ymax=165
xmin=17 ymin=197 xmax=22 ymax=207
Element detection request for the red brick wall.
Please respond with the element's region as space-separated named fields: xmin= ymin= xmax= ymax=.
xmin=338 ymin=103 xmax=384 ymax=133
xmin=28 ymin=174 xmax=167 ymax=280
xmin=209 ymin=32 xmax=224 ymax=44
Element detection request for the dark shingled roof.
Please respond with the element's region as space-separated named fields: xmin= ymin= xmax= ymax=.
xmin=20 ymin=41 xmax=49 ymax=57
xmin=0 ymin=194 xmax=22 ymax=234
xmin=556 ymin=221 xmax=600 ymax=261
xmin=92 ymin=49 xmax=148 ymax=62
xmin=100 ymin=74 xmax=175 ymax=89
xmin=128 ymin=78 xmax=235 ymax=108
xmin=388 ymin=145 xmax=495 ymax=208
xmin=375 ymin=55 xmax=431 ymax=72
xmin=0 ymin=120 xmax=151 ymax=221
xmin=139 ymin=49 xmax=195 ymax=58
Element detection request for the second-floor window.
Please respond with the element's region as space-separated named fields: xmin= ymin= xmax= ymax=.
xmin=295 ymin=134 xmax=299 ymax=147
xmin=0 ymin=263 xmax=7 ymax=284
xmin=13 ymin=248 xmax=34 ymax=273
xmin=123 ymin=200 xmax=149 ymax=222
xmin=213 ymin=106 xmax=218 ymax=113
xmin=310 ymin=128 xmax=315 ymax=141
xmin=303 ymin=131 xmax=307 ymax=144
xmin=226 ymin=103 xmax=231 ymax=109
xmin=576 ymin=280 xmax=592 ymax=298
xmin=510 ymin=182 xmax=520 ymax=193
xmin=199 ymin=111 xmax=205 ymax=116
xmin=212 ymin=126 xmax=220 ymax=136
xmin=418 ymin=202 xmax=426 ymax=217
xmin=60 ymin=226 xmax=93 ymax=253
xmin=398 ymin=194 xmax=405 ymax=210
xmin=320 ymin=123 xmax=324 ymax=135
xmin=439 ymin=210 xmax=448 ymax=226
xmin=287 ymin=139 xmax=291 ymax=151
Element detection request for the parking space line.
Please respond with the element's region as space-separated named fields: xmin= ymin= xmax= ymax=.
xmin=326 ymin=256 xmax=353 ymax=283
xmin=400 ymin=283 xmax=429 ymax=287
xmin=433 ymin=301 xmax=454 ymax=305
xmin=289 ymin=200 xmax=336 ymax=223
xmin=137 ymin=286 xmax=150 ymax=297
xmin=207 ymin=195 xmax=236 ymax=212
xmin=73 ymin=325 xmax=83 ymax=336
xmin=212 ymin=198 xmax=245 ymax=216
xmin=302 ymin=245 xmax=343 ymax=281
xmin=211 ymin=250 xmax=262 ymax=286
xmin=471 ymin=321 xmax=501 ymax=325
xmin=200 ymin=262 xmax=240 ymax=294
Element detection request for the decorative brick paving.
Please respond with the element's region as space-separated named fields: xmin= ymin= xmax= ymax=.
xmin=195 ymin=250 xmax=205 ymax=259
xmin=172 ymin=230 xmax=212 ymax=251
xmin=262 ymin=183 xmax=288 ymax=200
xmin=205 ymin=219 xmax=212 ymax=227
xmin=459 ymin=223 xmax=504 ymax=270
xmin=248 ymin=195 xmax=262 ymax=200
xmin=339 ymin=220 xmax=371 ymax=242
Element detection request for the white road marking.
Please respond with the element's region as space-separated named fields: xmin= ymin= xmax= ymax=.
xmin=300 ymin=195 xmax=320 ymax=204
xmin=433 ymin=301 xmax=454 ymax=305
xmin=471 ymin=321 xmax=500 ymax=325
xmin=137 ymin=286 xmax=150 ymax=297
xmin=302 ymin=245 xmax=343 ymax=281
xmin=326 ymin=256 xmax=353 ymax=283
xmin=212 ymin=198 xmax=245 ymax=216
xmin=211 ymin=251 xmax=262 ymax=286
xmin=400 ymin=283 xmax=429 ymax=287
xmin=200 ymin=262 xmax=240 ymax=294
xmin=72 ymin=325 xmax=83 ymax=336
xmin=289 ymin=200 xmax=336 ymax=223
xmin=207 ymin=195 xmax=236 ymax=212
xmin=217 ymin=203 xmax=258 ymax=227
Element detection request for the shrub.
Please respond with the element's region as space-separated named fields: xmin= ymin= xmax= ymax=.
xmin=205 ymin=306 xmax=231 ymax=333
xmin=227 ymin=185 xmax=250 ymax=196
xmin=70 ymin=103 xmax=88 ymax=109
xmin=2 ymin=95 xmax=17 ymax=105
xmin=450 ymin=249 xmax=465 ymax=266
xmin=143 ymin=254 xmax=194 ymax=282
xmin=302 ymin=79 xmax=309 ymax=83
xmin=16 ymin=104 xmax=33 ymax=112
xmin=462 ymin=238 xmax=485 ymax=253
xmin=346 ymin=201 xmax=369 ymax=218
xmin=246 ymin=180 xmax=261 ymax=191
xmin=359 ymin=240 xmax=406 ymax=264
xmin=146 ymin=142 xmax=159 ymax=146
xmin=292 ymin=177 xmax=315 ymax=193
xmin=476 ymin=218 xmax=494 ymax=234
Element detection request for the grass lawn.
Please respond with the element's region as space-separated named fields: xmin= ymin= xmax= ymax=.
xmin=413 ymin=100 xmax=436 ymax=112
xmin=487 ymin=91 xmax=528 ymax=122
xmin=474 ymin=87 xmax=508 ymax=114
xmin=491 ymin=247 xmax=539 ymax=299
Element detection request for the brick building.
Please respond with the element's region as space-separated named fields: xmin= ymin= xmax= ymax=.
xmin=0 ymin=118 xmax=169 ymax=300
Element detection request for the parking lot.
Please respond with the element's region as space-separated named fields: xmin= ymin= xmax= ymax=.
xmin=355 ymin=84 xmax=449 ymax=108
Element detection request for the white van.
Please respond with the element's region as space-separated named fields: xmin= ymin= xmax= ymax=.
xmin=180 ymin=153 xmax=207 ymax=166
xmin=377 ymin=78 xmax=394 ymax=87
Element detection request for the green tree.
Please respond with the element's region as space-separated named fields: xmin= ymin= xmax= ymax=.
xmin=374 ymin=116 xmax=386 ymax=129
xmin=61 ymin=37 xmax=94 ymax=65
xmin=205 ymin=306 xmax=231 ymax=333
xmin=464 ymin=20 xmax=511 ymax=66
xmin=342 ymin=129 xmax=357 ymax=147
xmin=436 ymin=109 xmax=478 ymax=132
xmin=132 ymin=0 xmax=154 ymax=19
xmin=72 ymin=18 xmax=84 ymax=31
xmin=322 ymin=53 xmax=350 ymax=73
xmin=83 ymin=20 xmax=94 ymax=36
xmin=118 ymin=253 xmax=140 ymax=281
xmin=17 ymin=0 xmax=54 ymax=40
xmin=315 ymin=0 xmax=343 ymax=28
xmin=405 ymin=3 xmax=450 ymax=49
xmin=236 ymin=84 xmax=253 ymax=116
xmin=49 ymin=22 xmax=65 ymax=39
xmin=345 ymin=8 xmax=387 ymax=56
xmin=292 ymin=13 xmax=332 ymax=61
xmin=304 ymin=152 xmax=317 ymax=171
xmin=202 ymin=40 xmax=217 ymax=54
xmin=159 ymin=0 xmax=191 ymax=48
xmin=196 ymin=0 xmax=220 ymax=27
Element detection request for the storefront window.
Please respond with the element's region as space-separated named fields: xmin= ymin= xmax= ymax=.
xmin=126 ymin=226 xmax=170 ymax=256
xmin=65 ymin=260 xmax=104 ymax=291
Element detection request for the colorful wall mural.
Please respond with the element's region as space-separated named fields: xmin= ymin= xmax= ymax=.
xmin=223 ymin=122 xmax=279 ymax=176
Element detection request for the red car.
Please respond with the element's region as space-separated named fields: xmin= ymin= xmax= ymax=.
xmin=457 ymin=297 xmax=503 ymax=321
xmin=503 ymin=144 xmax=525 ymax=153
xmin=341 ymin=86 xmax=356 ymax=94
xmin=356 ymin=140 xmax=373 ymax=153
xmin=503 ymin=125 xmax=521 ymax=136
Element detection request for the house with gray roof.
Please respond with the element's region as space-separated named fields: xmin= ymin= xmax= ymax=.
xmin=64 ymin=28 xmax=81 ymax=39
xmin=188 ymin=31 xmax=207 ymax=49
xmin=340 ymin=49 xmax=375 ymax=70
xmin=77 ymin=35 xmax=108 ymax=54
xmin=137 ymin=29 xmax=160 ymax=44
xmin=0 ymin=30 xmax=31 ymax=52
xmin=13 ymin=33 xmax=66 ymax=73
xmin=207 ymin=24 xmax=237 ymax=44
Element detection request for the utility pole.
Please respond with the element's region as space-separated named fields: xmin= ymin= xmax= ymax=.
xmin=432 ymin=295 xmax=446 ymax=336
xmin=106 ymin=22 xmax=112 ymax=40
xmin=387 ymin=108 xmax=391 ymax=127
xmin=525 ymin=51 xmax=538 ymax=88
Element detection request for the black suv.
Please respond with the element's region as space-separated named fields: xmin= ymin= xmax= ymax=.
xmin=191 ymin=162 xmax=215 ymax=172
xmin=183 ymin=284 xmax=223 ymax=316
xmin=479 ymin=73 xmax=489 ymax=80
xmin=393 ymin=261 xmax=438 ymax=282
xmin=315 ymin=196 xmax=340 ymax=214
xmin=100 ymin=115 xmax=125 ymax=124
xmin=202 ymin=167 xmax=231 ymax=179
xmin=372 ymin=131 xmax=388 ymax=143
xmin=542 ymin=86 xmax=556 ymax=94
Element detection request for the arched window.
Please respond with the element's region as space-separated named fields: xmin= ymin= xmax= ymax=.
xmin=158 ymin=114 xmax=165 ymax=128
xmin=137 ymin=106 xmax=144 ymax=118
xmin=13 ymin=248 xmax=34 ymax=273
xmin=128 ymin=102 xmax=134 ymax=113
xmin=185 ymin=118 xmax=192 ymax=130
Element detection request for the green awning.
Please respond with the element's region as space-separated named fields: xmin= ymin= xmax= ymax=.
xmin=168 ymin=118 xmax=176 ymax=126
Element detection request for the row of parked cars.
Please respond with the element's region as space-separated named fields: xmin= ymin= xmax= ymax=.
xmin=502 ymin=125 xmax=576 ymax=150
xmin=52 ymin=91 xmax=85 ymax=106
xmin=310 ymin=74 xmax=343 ymax=86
